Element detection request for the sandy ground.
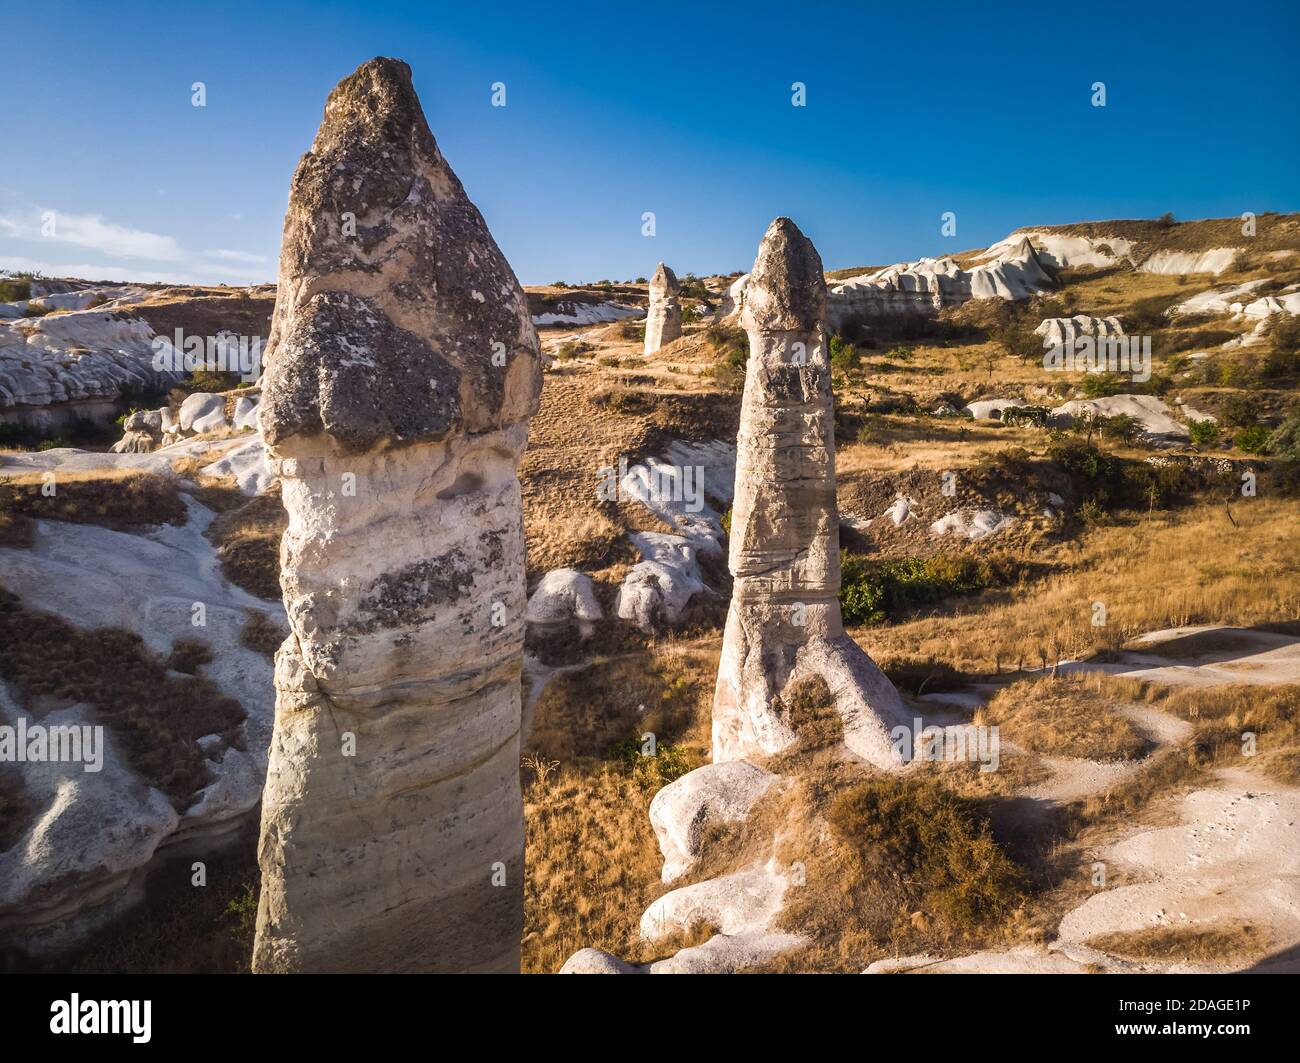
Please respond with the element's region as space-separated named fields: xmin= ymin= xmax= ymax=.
xmin=881 ymin=625 xmax=1300 ymax=973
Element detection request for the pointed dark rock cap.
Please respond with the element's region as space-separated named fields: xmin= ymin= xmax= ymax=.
xmin=740 ymin=217 xmax=825 ymax=332
xmin=650 ymin=262 xmax=679 ymax=295
xmin=260 ymin=57 xmax=541 ymax=453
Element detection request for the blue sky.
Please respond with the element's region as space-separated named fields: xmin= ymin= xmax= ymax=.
xmin=4 ymin=0 xmax=1298 ymax=286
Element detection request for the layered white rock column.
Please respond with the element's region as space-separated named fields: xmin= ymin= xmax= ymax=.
xmin=711 ymin=218 xmax=909 ymax=771
xmin=252 ymin=58 xmax=542 ymax=973
xmin=644 ymin=262 xmax=682 ymax=354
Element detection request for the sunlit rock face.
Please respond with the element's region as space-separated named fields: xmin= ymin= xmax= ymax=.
xmin=711 ymin=218 xmax=909 ymax=771
xmin=252 ymin=57 xmax=541 ymax=974
xmin=644 ymin=262 xmax=682 ymax=354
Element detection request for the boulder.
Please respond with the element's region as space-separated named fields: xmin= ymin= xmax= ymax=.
xmin=649 ymin=761 xmax=778 ymax=882
xmin=526 ymin=568 xmax=602 ymax=639
xmin=178 ymin=392 xmax=227 ymax=434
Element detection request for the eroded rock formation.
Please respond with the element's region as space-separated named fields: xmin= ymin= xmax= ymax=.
xmin=644 ymin=262 xmax=682 ymax=354
xmin=711 ymin=218 xmax=909 ymax=770
xmin=252 ymin=57 xmax=541 ymax=973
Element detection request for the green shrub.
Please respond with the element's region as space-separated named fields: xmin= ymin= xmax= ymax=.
xmin=830 ymin=334 xmax=862 ymax=372
xmin=1221 ymin=394 xmax=1261 ymax=427
xmin=1235 ymin=424 xmax=1271 ymax=453
xmin=1079 ymin=372 xmax=1127 ymax=398
xmin=1000 ymin=405 xmax=1051 ymax=428
xmin=1188 ymin=418 xmax=1221 ymax=445
xmin=607 ymin=736 xmax=694 ymax=788
xmin=839 ymin=554 xmax=1017 ymax=626
xmin=1266 ymin=411 xmax=1300 ymax=460
xmin=1097 ymin=413 xmax=1140 ymax=445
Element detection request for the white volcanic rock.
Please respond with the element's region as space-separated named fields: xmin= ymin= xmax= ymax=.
xmin=232 ymin=394 xmax=260 ymax=431
xmin=559 ymin=948 xmax=642 ymax=974
xmin=640 ymin=860 xmax=789 ymax=941
xmin=111 ymin=407 xmax=165 ymax=453
xmin=1053 ymin=783 xmax=1300 ymax=972
xmin=716 ymin=274 xmax=749 ymax=323
xmin=178 ymin=392 xmax=227 ymax=434
xmin=1051 ymin=394 xmax=1189 ymax=441
xmin=981 ymin=229 xmax=1238 ymax=276
xmin=1140 ymin=248 xmax=1237 ymax=275
xmin=979 ymin=231 xmax=1134 ymax=270
xmin=0 ymin=696 xmax=181 ymax=954
xmin=251 ymin=58 xmax=542 ymax=974
xmin=882 ymin=496 xmax=919 ymax=526
xmin=1239 ymin=288 xmax=1300 ymax=320
xmin=648 ymin=931 xmax=805 ymax=973
xmin=0 ymin=497 xmax=282 ymax=952
xmin=827 ymin=237 xmax=1054 ymax=329
xmin=0 ymin=310 xmax=184 ymax=424
xmin=644 ymin=262 xmax=683 ymax=354
xmin=613 ymin=440 xmax=735 ymax=632
xmin=559 ymin=932 xmax=805 ymax=975
xmin=649 ymin=761 xmax=779 ymax=882
xmin=532 ymin=300 xmax=641 ymax=327
xmin=615 ymin=531 xmax=710 ymax=629
xmin=930 ymin=509 xmax=1015 ymax=541
xmin=864 ymin=946 xmax=1103 ymax=975
xmin=1170 ymin=279 xmax=1269 ymax=317
xmin=712 ymin=218 xmax=909 ymax=771
xmin=963 ymin=398 xmax=1019 ymax=420
xmin=526 ymin=568 xmax=602 ymax=638
xmin=200 ymin=436 xmax=272 ymax=495
xmin=1035 ymin=314 xmax=1125 ymax=347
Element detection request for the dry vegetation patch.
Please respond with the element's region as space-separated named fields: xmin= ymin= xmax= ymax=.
xmin=1086 ymin=923 xmax=1268 ymax=964
xmin=203 ymin=489 xmax=286 ymax=601
xmin=0 ymin=469 xmax=187 ymax=532
xmin=0 ymin=588 xmax=244 ymax=808
xmin=861 ymin=498 xmax=1300 ymax=677
xmin=977 ymin=674 xmax=1149 ymax=761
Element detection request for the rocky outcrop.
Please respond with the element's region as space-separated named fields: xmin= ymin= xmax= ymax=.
xmin=827 ymin=237 xmax=1054 ymax=329
xmin=0 ymin=311 xmax=183 ymax=429
xmin=1035 ymin=314 xmax=1125 ymax=347
xmin=716 ymin=274 xmax=749 ymax=323
xmin=252 ymin=57 xmax=541 ymax=974
xmin=644 ymin=263 xmax=682 ymax=354
xmin=1050 ymin=394 xmax=1189 ymax=442
xmin=712 ymin=218 xmax=909 ymax=770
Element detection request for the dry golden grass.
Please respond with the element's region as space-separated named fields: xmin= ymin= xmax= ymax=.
xmin=522 ymin=764 xmax=664 ymax=973
xmin=977 ymin=674 xmax=1148 ymax=761
xmin=0 ymin=467 xmax=187 ymax=531
xmin=1086 ymin=923 xmax=1267 ymax=964
xmin=204 ymin=490 xmax=286 ymax=601
xmin=0 ymin=509 xmax=35 ymax=547
xmin=860 ymin=497 xmax=1300 ymax=677
xmin=240 ymin=609 xmax=288 ymax=660
xmin=525 ymin=647 xmax=713 ymax=765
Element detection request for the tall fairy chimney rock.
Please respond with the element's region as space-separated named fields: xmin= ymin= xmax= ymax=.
xmin=711 ymin=218 xmax=910 ymax=770
xmin=253 ymin=57 xmax=542 ymax=973
xmin=644 ymin=262 xmax=682 ymax=354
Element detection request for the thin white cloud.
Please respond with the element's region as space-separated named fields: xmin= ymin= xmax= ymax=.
xmin=0 ymin=208 xmax=183 ymax=261
xmin=0 ymin=254 xmax=272 ymax=287
xmin=204 ymin=248 xmax=270 ymax=264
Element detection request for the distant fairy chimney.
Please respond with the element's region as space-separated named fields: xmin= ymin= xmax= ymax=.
xmin=644 ymin=261 xmax=682 ymax=354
